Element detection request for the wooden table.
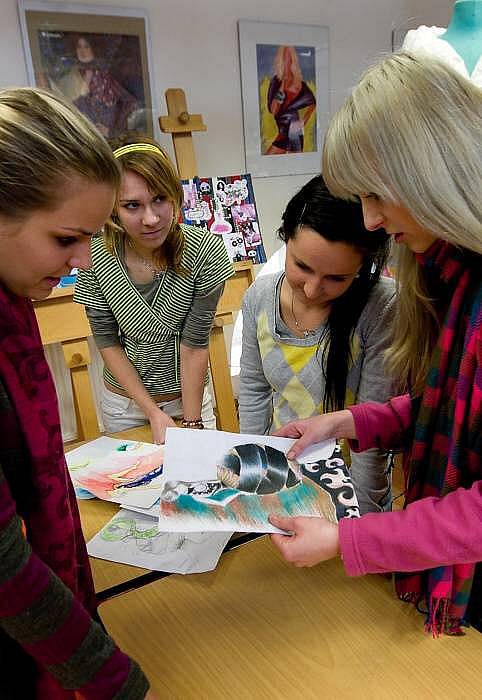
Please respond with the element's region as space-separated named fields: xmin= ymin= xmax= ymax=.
xmin=99 ymin=536 xmax=481 ymax=699
xmin=72 ymin=430 xmax=480 ymax=697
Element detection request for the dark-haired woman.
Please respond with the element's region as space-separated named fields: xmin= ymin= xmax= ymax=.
xmin=238 ymin=175 xmax=395 ymax=514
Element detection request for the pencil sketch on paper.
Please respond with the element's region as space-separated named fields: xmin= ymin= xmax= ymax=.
xmin=159 ymin=429 xmax=359 ymax=534
xmin=68 ymin=437 xmax=164 ymax=509
xmin=87 ymin=508 xmax=231 ymax=573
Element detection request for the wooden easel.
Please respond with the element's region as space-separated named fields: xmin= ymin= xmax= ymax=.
xmin=159 ymin=89 xmax=254 ymax=433
xmin=159 ymin=89 xmax=207 ymax=178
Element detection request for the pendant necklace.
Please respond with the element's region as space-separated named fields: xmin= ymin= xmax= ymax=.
xmin=128 ymin=240 xmax=166 ymax=281
xmin=291 ymin=289 xmax=319 ymax=338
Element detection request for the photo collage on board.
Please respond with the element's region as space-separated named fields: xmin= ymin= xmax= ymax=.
xmin=180 ymin=174 xmax=267 ymax=264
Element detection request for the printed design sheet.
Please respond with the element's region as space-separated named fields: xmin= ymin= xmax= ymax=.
xmin=180 ymin=174 xmax=266 ymax=264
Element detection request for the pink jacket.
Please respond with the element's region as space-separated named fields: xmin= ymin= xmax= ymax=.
xmin=339 ymin=396 xmax=482 ymax=576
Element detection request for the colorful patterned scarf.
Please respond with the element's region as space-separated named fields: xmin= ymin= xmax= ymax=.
xmin=0 ymin=283 xmax=97 ymax=696
xmin=395 ymin=241 xmax=482 ymax=636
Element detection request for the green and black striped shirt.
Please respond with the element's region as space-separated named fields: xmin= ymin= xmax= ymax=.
xmin=74 ymin=224 xmax=234 ymax=395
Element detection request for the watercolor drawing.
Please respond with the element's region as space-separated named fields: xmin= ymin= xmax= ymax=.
xmin=160 ymin=429 xmax=359 ymax=534
xmin=87 ymin=508 xmax=231 ymax=573
xmin=67 ymin=437 xmax=164 ymax=508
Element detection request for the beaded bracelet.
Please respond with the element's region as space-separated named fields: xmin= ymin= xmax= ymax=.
xmin=182 ymin=418 xmax=204 ymax=429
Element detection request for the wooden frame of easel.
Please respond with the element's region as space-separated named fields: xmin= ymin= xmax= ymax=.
xmin=159 ymin=88 xmax=254 ymax=433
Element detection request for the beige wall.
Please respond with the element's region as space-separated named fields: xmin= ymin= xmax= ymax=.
xmin=405 ymin=0 xmax=453 ymax=28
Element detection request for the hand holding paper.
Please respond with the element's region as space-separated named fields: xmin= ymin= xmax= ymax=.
xmin=269 ymin=515 xmax=340 ymax=567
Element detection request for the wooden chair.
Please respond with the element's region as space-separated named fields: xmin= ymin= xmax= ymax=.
xmin=208 ymin=260 xmax=254 ymax=432
xmin=33 ymin=287 xmax=99 ymax=442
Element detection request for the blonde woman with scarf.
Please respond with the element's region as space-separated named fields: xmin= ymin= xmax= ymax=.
xmin=271 ymin=53 xmax=482 ymax=637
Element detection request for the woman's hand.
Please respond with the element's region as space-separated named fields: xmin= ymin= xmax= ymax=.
xmin=269 ymin=515 xmax=340 ymax=567
xmin=148 ymin=407 xmax=177 ymax=445
xmin=273 ymin=409 xmax=356 ymax=459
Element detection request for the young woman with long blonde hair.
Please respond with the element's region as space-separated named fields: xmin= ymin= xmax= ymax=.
xmin=271 ymin=52 xmax=482 ymax=636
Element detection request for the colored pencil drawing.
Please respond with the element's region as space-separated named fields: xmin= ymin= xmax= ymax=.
xmin=67 ymin=436 xmax=161 ymax=500
xmin=68 ymin=437 xmax=164 ymax=508
xmin=87 ymin=508 xmax=231 ymax=573
xmin=160 ymin=429 xmax=359 ymax=533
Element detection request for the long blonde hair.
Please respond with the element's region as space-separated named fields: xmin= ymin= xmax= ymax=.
xmin=0 ymin=87 xmax=119 ymax=219
xmin=323 ymin=52 xmax=482 ymax=393
xmin=274 ymin=46 xmax=303 ymax=87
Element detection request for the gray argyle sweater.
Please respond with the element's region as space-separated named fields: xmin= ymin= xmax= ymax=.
xmin=238 ymin=271 xmax=396 ymax=514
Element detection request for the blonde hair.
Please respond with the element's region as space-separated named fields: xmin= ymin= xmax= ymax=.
xmin=104 ymin=137 xmax=185 ymax=272
xmin=274 ymin=46 xmax=303 ymax=85
xmin=322 ymin=52 xmax=482 ymax=393
xmin=0 ymin=87 xmax=119 ymax=219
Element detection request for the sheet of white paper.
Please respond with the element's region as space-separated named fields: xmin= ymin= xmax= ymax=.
xmin=159 ymin=429 xmax=353 ymax=533
xmin=163 ymin=428 xmax=335 ymax=481
xmin=87 ymin=508 xmax=232 ymax=574
xmin=66 ymin=436 xmax=141 ymax=464
xmin=124 ymin=499 xmax=160 ymax=518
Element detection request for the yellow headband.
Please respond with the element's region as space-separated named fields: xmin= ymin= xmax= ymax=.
xmin=113 ymin=143 xmax=163 ymax=158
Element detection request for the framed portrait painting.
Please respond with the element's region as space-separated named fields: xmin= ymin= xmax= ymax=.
xmin=238 ymin=20 xmax=329 ymax=178
xmin=18 ymin=1 xmax=155 ymax=141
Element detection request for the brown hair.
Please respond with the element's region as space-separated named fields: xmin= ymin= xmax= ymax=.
xmin=104 ymin=136 xmax=185 ymax=272
xmin=0 ymin=86 xmax=119 ymax=221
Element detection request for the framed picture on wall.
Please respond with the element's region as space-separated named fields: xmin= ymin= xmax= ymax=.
xmin=238 ymin=20 xmax=329 ymax=178
xmin=18 ymin=1 xmax=156 ymax=141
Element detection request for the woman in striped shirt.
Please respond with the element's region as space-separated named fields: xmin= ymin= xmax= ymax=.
xmin=75 ymin=141 xmax=234 ymax=444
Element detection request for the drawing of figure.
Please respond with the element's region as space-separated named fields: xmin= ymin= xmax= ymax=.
xmin=57 ymin=35 xmax=137 ymax=139
xmin=98 ymin=514 xmax=217 ymax=571
xmin=102 ymin=515 xmax=203 ymax=555
xmin=265 ymin=45 xmax=316 ymax=154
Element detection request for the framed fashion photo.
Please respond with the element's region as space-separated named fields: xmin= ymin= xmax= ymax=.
xmin=18 ymin=1 xmax=155 ymax=140
xmin=238 ymin=20 xmax=329 ymax=178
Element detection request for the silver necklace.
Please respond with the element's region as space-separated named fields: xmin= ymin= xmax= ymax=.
xmin=128 ymin=242 xmax=165 ymax=280
xmin=291 ymin=289 xmax=319 ymax=338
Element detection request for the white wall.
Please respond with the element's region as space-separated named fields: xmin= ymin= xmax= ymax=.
xmin=2 ymin=0 xmax=450 ymax=256
xmin=405 ymin=0 xmax=453 ymax=29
